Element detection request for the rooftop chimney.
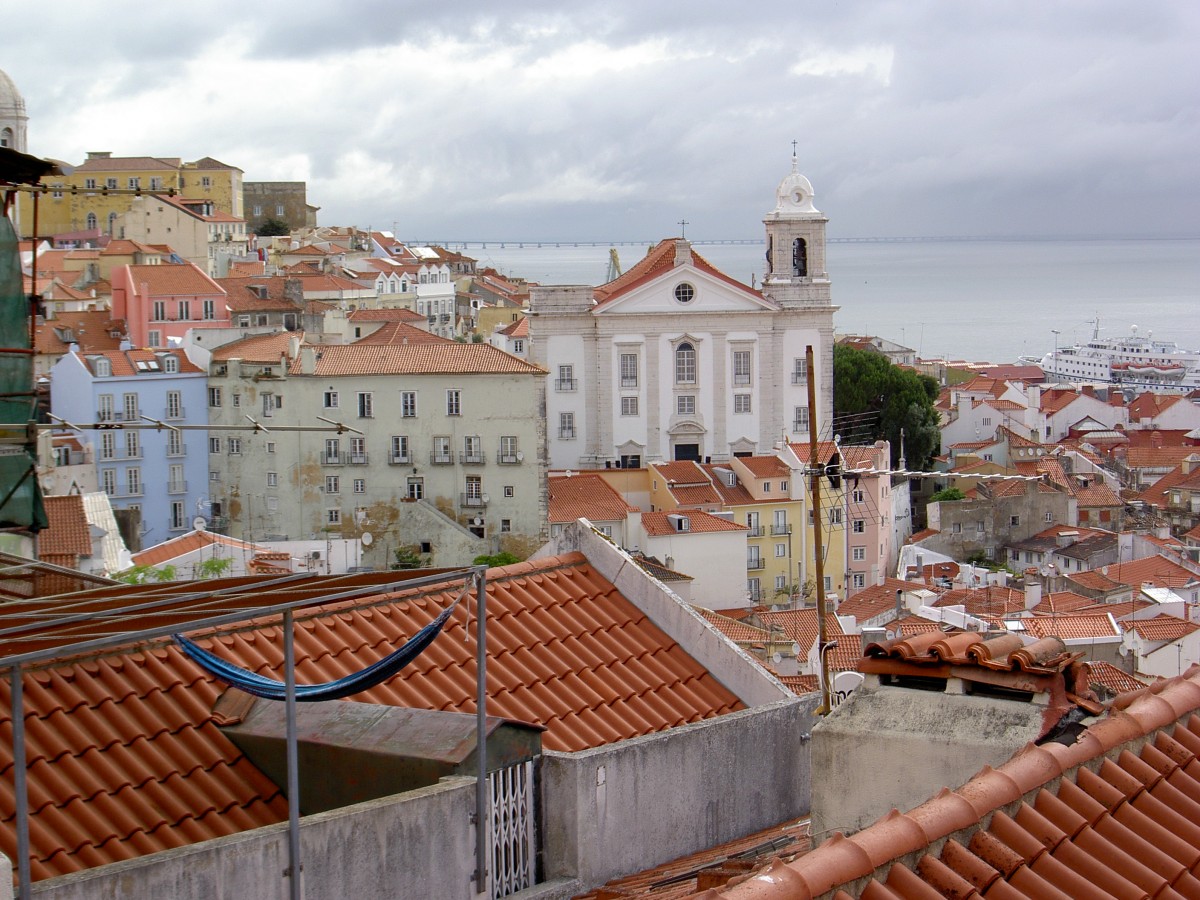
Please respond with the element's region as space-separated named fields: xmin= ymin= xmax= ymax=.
xmin=673 ymin=239 xmax=692 ymax=268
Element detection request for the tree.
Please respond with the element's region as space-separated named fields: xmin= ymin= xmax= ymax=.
xmin=196 ymin=556 xmax=233 ymax=579
xmin=114 ymin=563 xmax=177 ymax=584
xmin=257 ymin=217 xmax=290 ymax=236
xmin=930 ymin=487 xmax=966 ymax=502
xmin=392 ymin=545 xmax=428 ymax=569
xmin=472 ymin=551 xmax=522 ymax=567
xmin=832 ymin=344 xmax=941 ymax=470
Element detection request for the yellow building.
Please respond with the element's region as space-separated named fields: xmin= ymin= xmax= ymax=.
xmin=18 ymin=152 xmax=243 ymax=239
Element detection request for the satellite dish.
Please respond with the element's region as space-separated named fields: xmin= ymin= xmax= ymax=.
xmin=192 ymin=517 xmax=207 ymax=532
xmin=471 ymin=517 xmax=483 ymax=527
xmin=361 ymin=531 xmax=373 ymax=546
xmin=772 ymin=652 xmax=783 ymax=665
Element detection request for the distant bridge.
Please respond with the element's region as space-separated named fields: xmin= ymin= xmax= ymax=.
xmin=408 ymin=235 xmax=1059 ymax=250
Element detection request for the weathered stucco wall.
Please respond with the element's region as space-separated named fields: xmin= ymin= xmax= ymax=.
xmin=809 ymin=676 xmax=1050 ymax=840
xmin=539 ymin=696 xmax=819 ymax=890
xmin=26 ymin=778 xmax=480 ymax=900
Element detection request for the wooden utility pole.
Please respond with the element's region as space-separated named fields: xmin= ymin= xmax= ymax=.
xmin=805 ymin=345 xmax=833 ymax=715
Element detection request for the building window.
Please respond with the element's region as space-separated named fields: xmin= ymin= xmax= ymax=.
xmin=228 ymin=438 xmax=242 ymax=455
xmin=407 ymin=478 xmax=424 ymax=500
xmin=276 ymin=204 xmax=285 ymax=216
xmin=675 ymin=343 xmax=696 ymax=384
xmin=982 ymin=417 xmax=992 ymax=427
xmin=122 ymin=392 xmax=138 ymax=422
xmin=391 ymin=435 xmax=410 ymax=463
xmin=559 ymin=412 xmax=576 ymax=439
xmin=253 ymin=205 xmax=262 ymax=216
xmin=267 ymin=472 xmax=278 ymax=487
xmin=178 ymin=300 xmax=190 ymax=320
xmin=358 ymin=392 xmax=373 ymax=418
xmin=86 ymin=212 xmax=98 ymax=230
xmin=556 ymin=365 xmax=576 ymax=392
xmin=124 ymin=431 xmax=140 ymax=459
xmin=733 ymin=394 xmax=751 ymax=413
xmin=500 ymin=519 xmax=512 ymax=533
xmin=208 ymin=387 xmax=222 ymax=407
xmin=152 ymin=300 xmax=166 ymax=321
xmin=266 ymin=441 xmax=276 ymax=454
xmin=354 ymin=479 xmax=366 ymax=494
xmin=674 ymin=283 xmax=695 ymax=304
xmin=465 ymin=475 xmax=483 ymax=501
xmin=780 ymin=480 xmax=788 ymax=492
xmin=84 ymin=177 xmax=96 ymax=190
xmin=209 ymin=437 xmax=221 ymax=453
xmin=201 ymin=176 xmax=212 ymax=188
xmin=400 ymin=391 xmax=417 ymax=417
xmin=101 ymin=469 xmax=116 ymax=495
xmin=733 ymin=350 xmax=752 ymax=386
xmin=232 ymin=393 xmax=241 ymax=408
xmin=1045 ymin=511 xmax=1053 ymax=523
xmin=852 ymin=519 xmax=865 ymax=533
xmin=324 ymin=438 xmax=341 ymax=464
xmin=327 ymin=508 xmax=341 ymax=525
xmin=792 ymin=359 xmax=807 ymax=385
xmin=167 ymin=430 xmax=184 ymax=456
xmin=171 ymin=501 xmax=186 ymax=530
xmin=512 ymin=339 xmax=524 ymax=353
xmin=621 ymin=396 xmax=639 ymax=416
xmin=676 ymin=395 xmax=696 ymax=415
xmin=763 ymin=482 xmax=771 ymax=493
xmin=326 ymin=476 xmax=340 ymax=494
xmin=446 ymin=389 xmax=461 ymax=416
xmin=503 ymin=485 xmax=515 ymax=498
xmin=775 ymin=543 xmax=787 ymax=558
xmin=99 ymin=432 xmax=115 ymax=460
xmin=852 ymin=489 xmax=865 ymax=503
xmin=852 ymin=573 xmax=866 ymax=589
xmin=202 ymin=299 xmax=215 ymax=320
xmin=431 ymin=436 xmax=451 ymax=464
xmin=852 ymin=547 xmax=866 ymax=561
xmin=163 ymin=355 xmax=179 ymax=373
xmin=499 ymin=435 xmax=519 ymax=463
xmin=620 ymin=454 xmax=641 ymax=469
xmin=1010 ymin=515 xmax=1020 ymax=526
xmin=747 ymin=578 xmax=761 ymax=602
xmin=829 ymin=508 xmax=842 ymax=525
xmin=350 ymin=437 xmax=366 ymax=464
xmin=127 ymin=177 xmax=140 ymax=190
xmin=793 ymin=406 xmax=809 ymax=431
xmin=463 ymin=435 xmax=483 ymax=463
xmin=620 ymin=353 xmax=638 ymax=388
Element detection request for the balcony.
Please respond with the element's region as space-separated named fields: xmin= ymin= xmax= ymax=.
xmin=771 ymin=525 xmax=792 ymax=536
xmin=122 ymin=484 xmax=145 ymax=498
xmin=321 ymin=453 xmax=346 ymax=466
xmin=747 ymin=558 xmax=766 ymax=571
xmin=430 ymin=451 xmax=454 ymax=465
xmin=559 ymin=428 xmax=576 ymax=440
xmin=497 ymin=452 xmax=521 ymax=465
xmin=554 ymin=379 xmax=577 ymax=392
xmin=348 ymin=453 xmax=369 ymax=465
xmin=747 ymin=526 xmax=765 ymax=537
xmin=388 ymin=452 xmax=412 ymax=465
xmin=460 ymin=493 xmax=488 ymax=508
xmin=620 ymin=377 xmax=638 ymax=388
xmin=164 ymin=406 xmax=186 ymax=420
xmin=460 ymin=451 xmax=485 ymax=465
xmin=167 ymin=480 xmax=188 ymax=494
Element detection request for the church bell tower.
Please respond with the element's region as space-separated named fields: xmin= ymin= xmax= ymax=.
xmin=762 ymin=152 xmax=831 ymax=310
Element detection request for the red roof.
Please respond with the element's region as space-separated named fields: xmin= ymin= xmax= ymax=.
xmin=548 ymin=474 xmax=639 ymax=524
xmin=641 ymin=510 xmax=748 ymax=536
xmin=0 ymin=554 xmax=744 ymax=880
xmin=38 ymin=495 xmax=92 ymax=557
xmin=706 ymin=666 xmax=1200 ymax=899
xmin=593 ymin=239 xmax=765 ymax=310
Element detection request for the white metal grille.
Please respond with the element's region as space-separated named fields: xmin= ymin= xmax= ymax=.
xmin=488 ymin=760 xmax=536 ymax=898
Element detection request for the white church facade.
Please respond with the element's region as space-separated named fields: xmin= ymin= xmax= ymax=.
xmin=529 ymin=156 xmax=837 ymax=470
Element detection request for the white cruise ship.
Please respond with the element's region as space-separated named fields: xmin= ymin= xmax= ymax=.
xmin=1026 ymin=320 xmax=1200 ymax=393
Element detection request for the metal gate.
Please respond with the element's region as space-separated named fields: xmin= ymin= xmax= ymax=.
xmin=488 ymin=759 xmax=536 ymax=898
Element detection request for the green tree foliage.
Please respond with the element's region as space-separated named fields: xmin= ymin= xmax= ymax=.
xmin=832 ymin=344 xmax=941 ymax=470
xmin=930 ymin=486 xmax=966 ymax=502
xmin=114 ymin=564 xmax=177 ymax=584
xmin=392 ymin=545 xmax=428 ymax=569
xmin=257 ymin=217 xmax=291 ymax=236
xmin=196 ymin=556 xmax=234 ymax=579
xmin=472 ymin=551 xmax=522 ymax=567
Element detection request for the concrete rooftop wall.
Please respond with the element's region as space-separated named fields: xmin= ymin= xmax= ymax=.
xmin=539 ymin=695 xmax=818 ymax=890
xmin=26 ymin=777 xmax=480 ymax=900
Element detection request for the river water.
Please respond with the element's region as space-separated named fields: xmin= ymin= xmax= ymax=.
xmin=469 ymin=238 xmax=1199 ymax=366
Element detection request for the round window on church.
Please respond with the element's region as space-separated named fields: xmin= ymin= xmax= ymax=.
xmin=674 ymin=283 xmax=695 ymax=304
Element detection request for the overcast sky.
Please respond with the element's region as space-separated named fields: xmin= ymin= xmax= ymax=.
xmin=6 ymin=1 xmax=1198 ymax=241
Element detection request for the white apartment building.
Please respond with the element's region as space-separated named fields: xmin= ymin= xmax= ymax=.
xmin=205 ymin=332 xmax=548 ymax=566
xmin=529 ymin=156 xmax=836 ymax=470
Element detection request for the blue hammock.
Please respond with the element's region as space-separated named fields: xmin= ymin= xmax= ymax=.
xmin=172 ymin=599 xmax=459 ymax=702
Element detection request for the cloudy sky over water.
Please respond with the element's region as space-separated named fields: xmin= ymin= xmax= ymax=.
xmin=6 ymin=1 xmax=1198 ymax=241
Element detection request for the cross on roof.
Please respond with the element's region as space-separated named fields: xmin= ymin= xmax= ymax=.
xmin=678 ymin=219 xmax=689 ymax=238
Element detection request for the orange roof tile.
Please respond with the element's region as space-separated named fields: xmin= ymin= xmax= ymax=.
xmin=1021 ymin=614 xmax=1121 ymax=641
xmin=211 ymin=330 xmax=295 ymax=363
xmin=38 ymin=495 xmax=92 ymax=557
xmin=286 ymin=343 xmax=546 ymax=377
xmin=124 ymin=263 xmax=223 ymax=296
xmin=131 ymin=531 xmax=259 ymax=567
xmin=350 ymin=321 xmax=449 ymax=346
xmin=348 ymin=307 xmax=427 ymax=323
xmin=706 ymin=668 xmax=1200 ymax=899
xmin=933 ymin=585 xmax=1026 ymax=616
xmin=34 ymin=312 xmax=126 ymax=355
xmin=641 ymin=510 xmax=748 ymax=536
xmin=837 ymin=579 xmax=929 ymax=621
xmin=548 ymin=474 xmax=639 ymax=524
xmin=670 ymin=484 xmax=724 ymax=506
xmin=695 ymin=607 xmax=770 ymax=645
xmin=738 ymin=456 xmax=791 ymax=479
xmin=756 ymin=609 xmax=845 ymax=656
xmin=1123 ymin=616 xmax=1200 ymax=643
xmin=653 ymin=460 xmax=712 ymax=485
xmin=593 ymin=239 xmax=765 ymax=309
xmin=0 ymin=554 xmax=744 ymax=880
xmin=1086 ymin=661 xmax=1150 ymax=696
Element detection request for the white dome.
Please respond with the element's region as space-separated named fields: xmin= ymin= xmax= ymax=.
xmin=0 ymin=68 xmax=26 ymax=117
xmin=772 ymin=154 xmax=820 ymax=217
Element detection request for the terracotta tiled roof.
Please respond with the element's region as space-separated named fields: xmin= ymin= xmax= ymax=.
xmin=348 ymin=307 xmax=426 ymax=323
xmin=641 ymin=510 xmax=748 ymax=536
xmin=700 ymin=466 xmax=756 ymax=506
xmin=775 ymin=674 xmax=819 ymax=695
xmin=1075 ymin=480 xmax=1122 ymax=507
xmin=131 ymin=531 xmax=260 ymax=566
xmin=1021 ymin=613 xmax=1121 ymax=641
xmin=227 ymin=261 xmax=265 ymax=277
xmin=654 ymin=460 xmax=712 ymax=485
xmin=825 ymin=643 xmax=864 ymax=673
xmin=906 ymin=527 xmax=940 ymax=543
xmin=124 ymin=262 xmax=223 ymax=296
xmin=285 ymin=343 xmax=546 ymax=376
xmin=350 ymin=321 xmax=448 ymax=346
xmin=81 ymin=348 xmax=203 ymax=376
xmin=1138 ymin=463 xmax=1200 ymax=508
xmin=34 ymin=312 xmax=126 ymax=354
xmin=836 ymin=579 xmax=927 ymax=622
xmin=75 ymin=156 xmax=180 ymax=171
xmin=756 ymin=609 xmax=845 ymax=656
xmin=498 ymin=316 xmax=529 ymax=337
xmin=738 ymin=456 xmax=790 ymax=479
xmin=1125 ymin=446 xmax=1200 ymax=469
xmin=1123 ymin=616 xmax=1200 ymax=643
xmin=38 ymin=495 xmax=92 ymax=557
xmin=695 ymin=607 xmax=770 ymax=645
xmin=593 ymin=239 xmax=766 ymax=309
xmin=211 ymin=330 xmax=295 ymax=363
xmin=705 ymin=666 xmax=1200 ymax=899
xmin=1028 ymin=591 xmax=1106 ymax=615
xmin=670 ymin=484 xmax=724 ymax=506
xmin=933 ymin=585 xmax=1027 ymax=616
xmin=1093 ymin=555 xmax=1200 ymax=591
xmin=1128 ymin=391 xmax=1183 ymax=419
xmin=0 ymin=554 xmax=744 ymax=880
xmin=1086 ymin=661 xmax=1150 ymax=696
xmin=548 ymin=474 xmax=639 ymax=524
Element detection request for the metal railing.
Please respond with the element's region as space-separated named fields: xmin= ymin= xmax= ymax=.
xmin=497 ymin=452 xmax=521 ymax=465
xmin=460 ymin=493 xmax=487 ymax=508
xmin=388 ymin=452 xmax=411 ymax=465
xmin=747 ymin=558 xmax=766 ymax=570
xmin=771 ymin=525 xmax=792 ymax=536
xmin=746 ymin=526 xmax=765 ymax=537
xmin=167 ymin=480 xmax=187 ymax=494
xmin=430 ymin=452 xmax=454 ymax=465
xmin=554 ymin=379 xmax=577 ymax=392
xmin=460 ymin=451 xmax=486 ymax=465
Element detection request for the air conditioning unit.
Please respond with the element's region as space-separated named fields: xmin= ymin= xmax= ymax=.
xmin=310 ymin=551 xmax=322 ymax=560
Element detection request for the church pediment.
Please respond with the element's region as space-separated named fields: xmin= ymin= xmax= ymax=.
xmin=594 ymin=265 xmax=776 ymax=317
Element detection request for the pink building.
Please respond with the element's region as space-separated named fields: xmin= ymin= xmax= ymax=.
xmin=110 ymin=261 xmax=230 ymax=348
